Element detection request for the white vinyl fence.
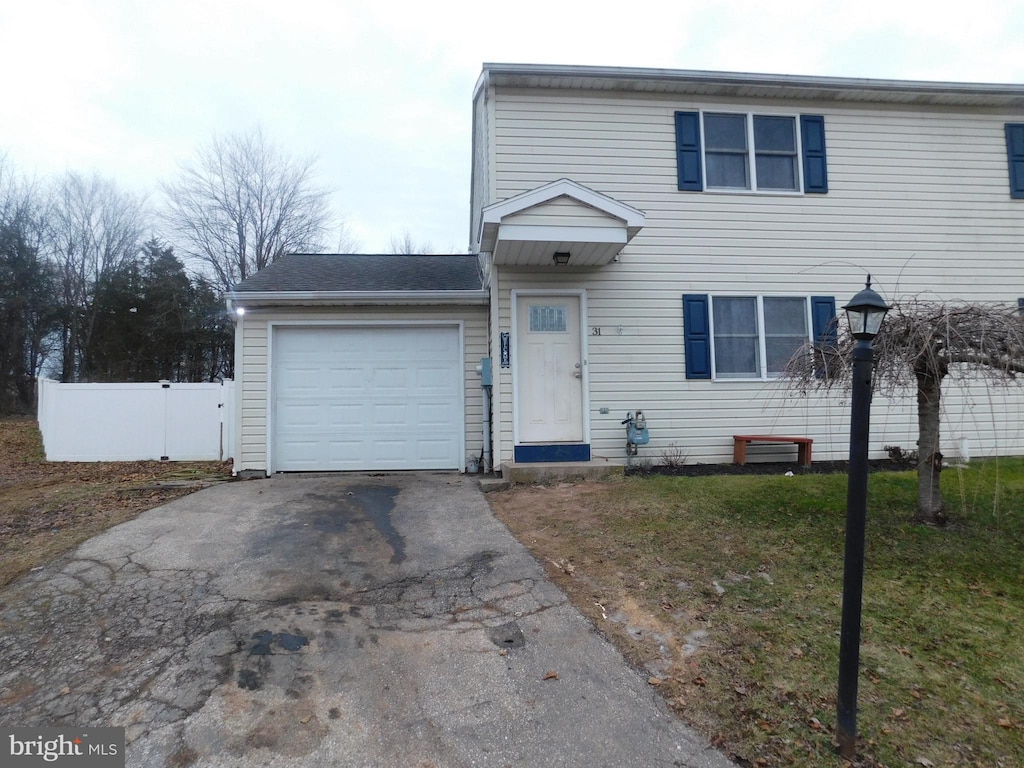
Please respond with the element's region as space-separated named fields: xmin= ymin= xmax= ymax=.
xmin=37 ymin=378 xmax=234 ymax=462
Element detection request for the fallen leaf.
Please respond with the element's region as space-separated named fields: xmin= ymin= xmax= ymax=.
xmin=997 ymin=717 xmax=1013 ymax=728
xmin=809 ymin=717 xmax=822 ymax=731
xmin=542 ymin=670 xmax=559 ymax=681
xmin=909 ymin=688 xmax=921 ymax=699
xmin=693 ymin=676 xmax=707 ymax=687
xmin=648 ymin=677 xmax=663 ymax=686
xmin=734 ymin=685 xmax=748 ymax=696
xmin=300 ymin=715 xmax=312 ymax=724
xmin=915 ymin=758 xmax=935 ymax=767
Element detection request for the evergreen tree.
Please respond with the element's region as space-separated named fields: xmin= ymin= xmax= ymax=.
xmin=0 ymin=224 xmax=59 ymax=411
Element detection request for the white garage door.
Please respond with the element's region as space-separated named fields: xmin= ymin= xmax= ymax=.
xmin=272 ymin=325 xmax=463 ymax=471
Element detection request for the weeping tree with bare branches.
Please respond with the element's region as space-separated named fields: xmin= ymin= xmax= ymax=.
xmin=786 ymin=298 xmax=1024 ymax=525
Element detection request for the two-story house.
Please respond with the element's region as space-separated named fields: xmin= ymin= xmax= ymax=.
xmin=227 ymin=64 xmax=1024 ymax=476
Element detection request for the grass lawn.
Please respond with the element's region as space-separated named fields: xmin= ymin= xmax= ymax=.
xmin=0 ymin=418 xmax=231 ymax=588
xmin=489 ymin=461 xmax=1024 ymax=767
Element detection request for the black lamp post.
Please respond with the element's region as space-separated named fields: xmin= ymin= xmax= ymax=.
xmin=836 ymin=276 xmax=889 ymax=760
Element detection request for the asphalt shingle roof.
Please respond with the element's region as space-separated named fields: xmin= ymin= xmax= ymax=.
xmin=231 ymin=254 xmax=485 ymax=293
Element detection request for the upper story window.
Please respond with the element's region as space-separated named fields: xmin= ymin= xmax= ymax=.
xmin=675 ymin=111 xmax=828 ymax=194
xmin=704 ymin=113 xmax=799 ymax=192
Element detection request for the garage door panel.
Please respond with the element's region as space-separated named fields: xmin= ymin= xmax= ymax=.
xmin=371 ymin=367 xmax=411 ymax=391
xmin=277 ymin=402 xmax=321 ymax=427
xmin=372 ymin=403 xmax=409 ymax=426
xmin=326 ymin=367 xmax=367 ymax=394
xmin=276 ymin=368 xmax=321 ymax=393
xmin=416 ymin=437 xmax=459 ymax=461
xmin=416 ymin=366 xmax=456 ymax=390
xmin=272 ymin=326 xmax=462 ymax=471
xmin=417 ymin=402 xmax=456 ymax=426
xmin=277 ymin=439 xmax=320 ymax=467
xmin=326 ymin=403 xmax=364 ymax=429
xmin=327 ymin=439 xmax=365 ymax=463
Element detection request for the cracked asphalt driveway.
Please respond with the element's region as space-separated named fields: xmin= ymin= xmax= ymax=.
xmin=0 ymin=473 xmax=734 ymax=768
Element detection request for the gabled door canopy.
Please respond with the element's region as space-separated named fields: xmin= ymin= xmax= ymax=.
xmin=479 ymin=179 xmax=645 ymax=267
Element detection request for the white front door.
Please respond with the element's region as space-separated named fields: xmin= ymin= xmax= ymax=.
xmin=516 ymin=295 xmax=584 ymax=443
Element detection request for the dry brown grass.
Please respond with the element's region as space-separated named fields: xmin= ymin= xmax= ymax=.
xmin=0 ymin=417 xmax=231 ymax=587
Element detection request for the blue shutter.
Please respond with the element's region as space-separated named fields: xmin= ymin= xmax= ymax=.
xmin=675 ymin=112 xmax=703 ymax=191
xmin=1018 ymin=297 xmax=1024 ymax=315
xmin=800 ymin=115 xmax=828 ymax=194
xmin=683 ymin=294 xmax=711 ymax=379
xmin=811 ymin=296 xmax=838 ymax=379
xmin=811 ymin=296 xmax=838 ymax=346
xmin=1007 ymin=124 xmax=1024 ymax=199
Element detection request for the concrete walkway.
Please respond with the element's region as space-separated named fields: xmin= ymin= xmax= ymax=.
xmin=0 ymin=473 xmax=734 ymax=768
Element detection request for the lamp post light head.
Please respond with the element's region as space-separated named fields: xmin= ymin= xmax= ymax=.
xmin=843 ymin=276 xmax=889 ymax=341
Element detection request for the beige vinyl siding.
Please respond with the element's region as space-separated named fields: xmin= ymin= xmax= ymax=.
xmin=234 ymin=305 xmax=488 ymax=474
xmin=469 ymin=86 xmax=494 ymax=250
xmin=488 ymin=87 xmax=1024 ymax=466
xmin=491 ymin=89 xmax=1022 ymax=304
xmin=495 ymin=272 xmax=1024 ymax=466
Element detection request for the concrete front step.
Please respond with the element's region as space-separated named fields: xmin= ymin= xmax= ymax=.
xmin=499 ymin=461 xmax=625 ymax=485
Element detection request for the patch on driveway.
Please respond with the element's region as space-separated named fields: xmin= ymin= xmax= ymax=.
xmin=0 ymin=474 xmax=733 ymax=767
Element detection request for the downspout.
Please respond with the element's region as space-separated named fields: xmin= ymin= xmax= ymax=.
xmin=227 ymin=298 xmax=244 ymax=477
xmin=481 ymin=378 xmax=492 ymax=474
xmin=488 ymin=262 xmax=500 ymax=472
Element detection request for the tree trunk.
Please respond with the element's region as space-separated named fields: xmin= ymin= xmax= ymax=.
xmin=914 ymin=366 xmax=947 ymax=525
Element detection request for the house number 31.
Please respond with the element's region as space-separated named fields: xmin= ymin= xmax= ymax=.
xmin=591 ymin=327 xmax=601 ymax=336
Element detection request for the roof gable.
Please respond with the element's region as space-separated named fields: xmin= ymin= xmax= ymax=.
xmin=479 ymin=179 xmax=645 ymax=256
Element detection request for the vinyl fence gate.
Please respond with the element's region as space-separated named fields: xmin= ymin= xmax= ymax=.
xmin=36 ymin=378 xmax=235 ymax=462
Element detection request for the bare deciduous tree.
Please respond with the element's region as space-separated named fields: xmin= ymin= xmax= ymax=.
xmin=785 ymin=298 xmax=1024 ymax=525
xmin=47 ymin=172 xmax=147 ymax=381
xmin=388 ymin=230 xmax=433 ymax=255
xmin=161 ymin=128 xmax=335 ymax=289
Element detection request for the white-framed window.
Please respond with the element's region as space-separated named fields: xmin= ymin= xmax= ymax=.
xmin=703 ymin=112 xmax=801 ymax=192
xmin=709 ymin=295 xmax=811 ymax=379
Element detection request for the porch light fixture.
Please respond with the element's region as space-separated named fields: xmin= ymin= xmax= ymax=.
xmin=836 ymin=276 xmax=889 ymax=760
xmin=552 ymin=251 xmax=571 ymax=266
xmin=235 ymin=307 xmax=246 ymax=317
xmin=842 ymin=276 xmax=889 ymax=340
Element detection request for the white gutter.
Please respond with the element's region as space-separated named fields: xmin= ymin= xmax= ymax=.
xmin=226 ymin=290 xmax=489 ymax=306
xmin=481 ymin=63 xmax=1024 ymax=107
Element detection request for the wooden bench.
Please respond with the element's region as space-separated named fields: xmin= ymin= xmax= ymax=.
xmin=733 ymin=435 xmax=813 ymax=466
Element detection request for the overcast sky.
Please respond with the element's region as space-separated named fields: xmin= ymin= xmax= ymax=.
xmin=2 ymin=0 xmax=1022 ymax=254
